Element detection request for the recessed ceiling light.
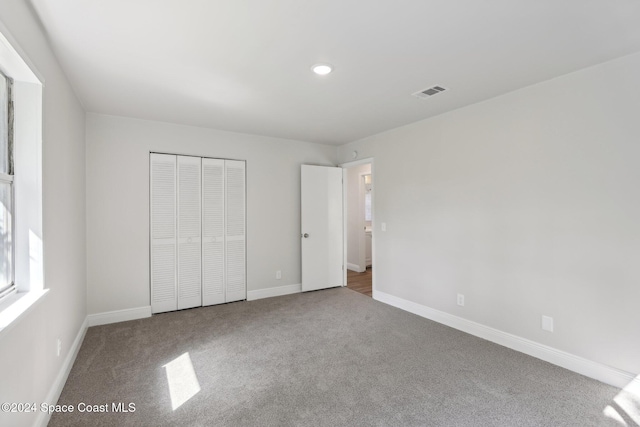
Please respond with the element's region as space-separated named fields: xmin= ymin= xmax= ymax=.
xmin=311 ymin=63 xmax=333 ymax=76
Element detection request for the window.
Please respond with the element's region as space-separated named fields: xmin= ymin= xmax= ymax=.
xmin=0 ymin=29 xmax=45 ymax=332
xmin=0 ymin=71 xmax=14 ymax=301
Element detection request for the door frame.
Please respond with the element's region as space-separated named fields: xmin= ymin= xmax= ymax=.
xmin=359 ymin=171 xmax=372 ymax=270
xmin=340 ymin=158 xmax=375 ymax=296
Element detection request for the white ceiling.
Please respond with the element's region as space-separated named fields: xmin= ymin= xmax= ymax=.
xmin=30 ymin=0 xmax=640 ymax=145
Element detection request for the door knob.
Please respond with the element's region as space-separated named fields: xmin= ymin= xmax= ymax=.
xmin=302 ymin=233 xmax=309 ymax=238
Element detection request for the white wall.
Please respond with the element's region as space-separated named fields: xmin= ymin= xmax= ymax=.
xmin=346 ymin=163 xmax=370 ymax=271
xmin=338 ymin=52 xmax=640 ymax=375
xmin=0 ymin=1 xmax=86 ymax=426
xmin=86 ymin=113 xmax=336 ymax=314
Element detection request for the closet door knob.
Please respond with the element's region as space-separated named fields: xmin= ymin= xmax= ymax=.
xmin=302 ymin=233 xmax=309 ymax=238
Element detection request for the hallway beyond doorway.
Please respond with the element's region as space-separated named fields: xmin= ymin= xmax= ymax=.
xmin=347 ymin=267 xmax=372 ymax=297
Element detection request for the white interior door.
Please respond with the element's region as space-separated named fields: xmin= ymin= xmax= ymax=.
xmin=202 ymin=158 xmax=225 ymax=306
xmin=225 ymin=160 xmax=246 ymax=302
xmin=301 ymin=165 xmax=343 ymax=292
xmin=177 ymin=155 xmax=202 ymax=310
xmin=150 ymin=154 xmax=177 ymax=314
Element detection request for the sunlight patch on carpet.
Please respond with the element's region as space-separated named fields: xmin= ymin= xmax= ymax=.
xmin=603 ymin=374 xmax=640 ymax=426
xmin=163 ymin=352 xmax=201 ymax=410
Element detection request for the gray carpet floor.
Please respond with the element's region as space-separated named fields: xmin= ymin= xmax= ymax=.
xmin=50 ymin=288 xmax=622 ymax=426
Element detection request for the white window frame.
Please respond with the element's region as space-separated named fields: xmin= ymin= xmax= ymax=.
xmin=0 ymin=71 xmax=15 ymax=301
xmin=0 ymin=23 xmax=47 ymax=336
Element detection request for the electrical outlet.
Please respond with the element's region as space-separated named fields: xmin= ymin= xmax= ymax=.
xmin=56 ymin=339 xmax=62 ymax=357
xmin=381 ymin=222 xmax=387 ymax=232
xmin=276 ymin=270 xmax=282 ymax=280
xmin=457 ymin=294 xmax=465 ymax=306
xmin=542 ymin=315 xmax=554 ymax=332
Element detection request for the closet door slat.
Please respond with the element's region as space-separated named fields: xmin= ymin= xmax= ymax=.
xmin=225 ymin=160 xmax=246 ymax=303
xmin=202 ymin=158 xmax=226 ymax=306
xmin=150 ymin=154 xmax=177 ymax=314
xmin=177 ymin=156 xmax=202 ymax=310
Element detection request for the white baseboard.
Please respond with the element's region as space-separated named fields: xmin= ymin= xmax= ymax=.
xmin=247 ymin=284 xmax=301 ymax=301
xmin=35 ymin=316 xmax=88 ymax=427
xmin=373 ymin=290 xmax=637 ymax=389
xmin=87 ymin=306 xmax=152 ymax=327
xmin=346 ymin=263 xmax=363 ymax=272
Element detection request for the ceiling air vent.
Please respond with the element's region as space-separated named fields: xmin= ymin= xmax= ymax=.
xmin=413 ymin=85 xmax=448 ymax=99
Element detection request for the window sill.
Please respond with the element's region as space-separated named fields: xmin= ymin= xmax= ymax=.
xmin=0 ymin=289 xmax=49 ymax=338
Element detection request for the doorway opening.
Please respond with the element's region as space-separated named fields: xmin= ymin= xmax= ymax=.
xmin=342 ymin=159 xmax=373 ymax=297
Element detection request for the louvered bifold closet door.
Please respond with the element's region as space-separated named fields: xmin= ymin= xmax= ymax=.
xmin=202 ymin=158 xmax=225 ymax=306
xmin=177 ymin=156 xmax=202 ymax=310
xmin=225 ymin=160 xmax=246 ymax=302
xmin=150 ymin=154 xmax=177 ymax=314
